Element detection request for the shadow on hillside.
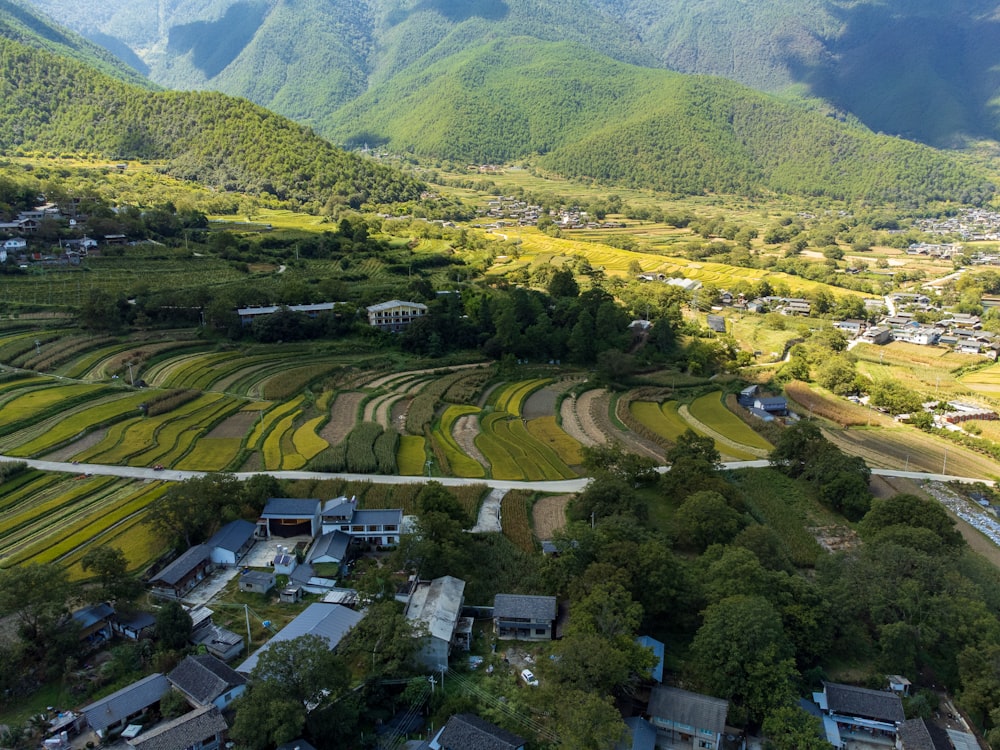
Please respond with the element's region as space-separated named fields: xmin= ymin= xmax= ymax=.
xmin=782 ymin=1 xmax=1000 ymax=146
xmin=167 ymin=0 xmax=270 ymax=79
xmin=387 ymin=0 xmax=508 ymax=26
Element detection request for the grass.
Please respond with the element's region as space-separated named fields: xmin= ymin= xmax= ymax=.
xmin=689 ymin=391 xmax=773 ymax=450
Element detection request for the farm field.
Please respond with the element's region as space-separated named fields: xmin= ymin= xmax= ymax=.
xmin=688 ymin=391 xmax=773 ymax=451
xmin=853 ymin=342 xmax=983 ymax=400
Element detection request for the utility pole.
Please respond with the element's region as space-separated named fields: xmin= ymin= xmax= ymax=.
xmin=125 ymin=361 xmax=135 ymax=386
xmin=245 ymin=604 xmax=252 ymax=656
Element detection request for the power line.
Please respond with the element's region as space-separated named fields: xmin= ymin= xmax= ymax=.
xmin=445 ymin=669 xmax=559 ymax=743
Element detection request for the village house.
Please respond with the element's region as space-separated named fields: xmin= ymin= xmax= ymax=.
xmin=79 ymin=673 xmax=170 ymax=741
xmin=366 ymin=299 xmax=428 ymax=332
xmin=257 ymin=497 xmax=323 ymax=538
xmin=206 ymin=519 xmax=256 ymax=566
xmin=126 ymin=705 xmax=228 ymax=750
xmin=813 ymin=681 xmax=904 ymax=747
xmin=321 ymin=497 xmax=403 ymax=546
xmin=424 ymin=713 xmax=526 ymax=750
xmin=402 ymin=575 xmax=470 ymax=670
xmin=493 ymin=593 xmax=558 ymax=641
xmin=236 ymin=301 xmax=341 ymax=326
xmin=71 ymin=602 xmax=115 ymax=650
xmin=188 ymin=606 xmax=245 ymax=662
xmin=647 ymin=684 xmax=728 ymax=750
xmin=167 ymin=654 xmax=247 ymax=711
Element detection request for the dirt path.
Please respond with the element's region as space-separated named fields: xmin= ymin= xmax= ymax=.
xmin=454 ymin=414 xmax=490 ymax=471
xmin=533 ymin=494 xmax=571 ymax=539
xmin=677 ymin=404 xmax=770 ymax=459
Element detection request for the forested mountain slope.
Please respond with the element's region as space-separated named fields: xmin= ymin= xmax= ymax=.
xmin=0 ymin=37 xmax=423 ymax=206
xmin=23 ymin=0 xmax=1000 ymax=148
xmin=331 ymin=38 xmax=995 ymax=205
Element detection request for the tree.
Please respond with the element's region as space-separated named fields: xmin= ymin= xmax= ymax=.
xmin=762 ymin=705 xmax=829 ymax=750
xmin=144 ymin=473 xmax=242 ymax=548
xmin=229 ymin=682 xmax=306 ymax=750
xmin=552 ymin=689 xmax=627 ymax=750
xmin=251 ymin=634 xmax=349 ymax=708
xmin=674 ymin=491 xmax=746 ymax=552
xmin=861 ymin=493 xmax=964 ymax=552
xmin=581 ymin=442 xmax=658 ymax=486
xmin=689 ymin=595 xmax=796 ymax=722
xmin=340 ymin=600 xmax=418 ymax=676
xmin=155 ymin=600 xmax=193 ymax=651
xmin=548 ymin=268 xmax=579 ymax=298
xmin=0 ymin=563 xmax=71 ymax=655
xmin=667 ymin=430 xmax=720 ymax=467
xmin=81 ymin=546 xmax=142 ymax=603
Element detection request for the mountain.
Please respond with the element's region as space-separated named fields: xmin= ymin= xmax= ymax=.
xmin=0 ymin=36 xmax=424 ymax=206
xmin=330 ymin=38 xmax=994 ymax=205
xmin=0 ymin=0 xmax=149 ymax=86
xmin=22 ymin=0 xmax=1000 ymax=148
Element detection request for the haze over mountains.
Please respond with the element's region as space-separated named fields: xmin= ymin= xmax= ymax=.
xmin=21 ymin=0 xmax=1000 ymax=150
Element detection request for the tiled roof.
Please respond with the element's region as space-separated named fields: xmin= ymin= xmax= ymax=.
xmin=824 ymin=682 xmax=905 ymax=723
xmin=493 ymin=594 xmax=557 ymax=622
xmin=898 ymin=719 xmax=952 ymax=750
xmin=128 ymin=705 xmax=227 ymax=750
xmin=82 ymin=673 xmax=169 ymax=733
xmin=366 ymin=300 xmax=428 ymax=313
xmin=206 ymin=519 xmax=256 ymax=553
xmin=237 ymin=603 xmax=363 ymax=673
xmin=149 ymin=545 xmax=210 ymax=586
xmin=436 ymin=713 xmax=525 ymax=750
xmin=167 ymin=655 xmax=246 ymax=706
xmin=648 ymin=685 xmax=728 ymax=736
xmin=261 ymin=498 xmax=321 ymax=517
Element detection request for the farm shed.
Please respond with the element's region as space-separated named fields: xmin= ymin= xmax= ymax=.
xmin=114 ymin=611 xmax=156 ymax=641
xmin=706 ymin=315 xmax=726 ymax=333
xmin=148 ymin=545 xmax=212 ymax=600
xmin=308 ymin=530 xmax=353 ymax=567
xmin=206 ymin=519 xmax=256 ymax=566
xmin=238 ymin=570 xmax=275 ymax=595
xmin=257 ymin=498 xmax=322 ymax=538
xmin=190 ymin=620 xmax=244 ymax=663
xmin=72 ymin=602 xmax=115 ymax=648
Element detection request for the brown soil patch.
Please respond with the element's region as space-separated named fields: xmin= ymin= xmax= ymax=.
xmin=206 ymin=410 xmax=258 ymax=439
xmin=574 ymin=389 xmax=610 ymax=445
xmin=454 ymin=414 xmax=490 ymax=471
xmin=533 ymin=494 xmax=571 ymax=539
xmin=522 ymin=386 xmax=558 ymax=420
xmin=321 ymin=392 xmax=364 ymax=446
xmin=43 ymin=429 xmax=107 ymax=461
xmin=808 ymin=525 xmax=860 ymax=553
xmin=560 ymin=395 xmax=599 ymax=447
xmin=240 ymin=451 xmax=262 ymax=471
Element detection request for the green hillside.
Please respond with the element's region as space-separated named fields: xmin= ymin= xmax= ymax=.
xmin=0 ymin=0 xmax=148 ymax=86
xmin=26 ymin=0 xmax=1000 ymax=148
xmin=330 ymin=38 xmax=995 ymax=204
xmin=0 ymin=36 xmax=423 ymax=206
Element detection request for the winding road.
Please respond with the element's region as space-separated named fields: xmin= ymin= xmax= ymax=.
xmin=1 ymin=456 xmax=993 ymax=490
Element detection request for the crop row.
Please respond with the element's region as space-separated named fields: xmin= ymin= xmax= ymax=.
xmin=430 ymin=405 xmax=485 ymax=478
xmin=688 ymin=391 xmax=773 ymax=451
xmin=0 ymin=382 xmax=109 ymax=433
xmin=500 ymin=490 xmax=535 ymax=552
xmin=22 ymin=335 xmax=117 ymax=373
xmin=397 ymin=436 xmax=427 ymax=475
xmin=2 ymin=390 xmax=151 ymax=456
xmin=493 ymin=379 xmax=550 ymax=416
xmin=248 ymin=396 xmax=303 ymax=449
xmin=476 ymin=413 xmax=575 ymax=481
xmin=406 ymin=370 xmax=477 ymax=434
xmin=524 ymin=416 xmax=583 ymax=466
xmin=65 ymin=509 xmax=163 ymax=580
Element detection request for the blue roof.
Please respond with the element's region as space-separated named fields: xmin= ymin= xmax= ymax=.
xmin=261 ymin=498 xmax=321 ymax=517
xmin=619 ymin=717 xmax=657 ymax=750
xmin=72 ymin=602 xmax=115 ymax=629
xmin=351 ymin=508 xmax=402 ymax=525
xmin=308 ymin=531 xmax=351 ymax=563
xmin=635 ymin=635 xmax=665 ymax=683
xmin=237 ymin=603 xmax=364 ymax=673
xmin=747 ymin=407 xmax=776 ymax=422
xmin=206 ymin=519 xmax=256 ymax=553
xmin=82 ymin=673 xmax=169 ymax=733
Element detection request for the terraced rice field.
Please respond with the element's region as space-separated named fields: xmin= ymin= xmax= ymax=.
xmin=688 ymin=392 xmax=773 ymax=451
xmin=398 ymin=435 xmax=427 ymax=475
xmin=629 ymin=400 xmax=690 ymax=442
xmin=432 ymin=405 xmax=486 ymax=478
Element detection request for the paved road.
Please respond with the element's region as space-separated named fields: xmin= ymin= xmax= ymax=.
xmin=1 ymin=456 xmax=993 ymax=490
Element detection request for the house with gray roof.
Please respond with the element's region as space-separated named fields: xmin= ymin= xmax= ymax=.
xmin=320 ymin=500 xmax=402 ymax=546
xmin=113 ymin=610 xmax=156 ymax=641
xmin=206 ymin=519 xmax=256 ymax=566
xmin=237 ymin=603 xmax=364 ymax=674
xmin=238 ymin=570 xmax=275 ymax=595
xmin=257 ymin=498 xmax=322 ymax=538
xmin=168 ymin=654 xmax=247 ymax=711
xmin=493 ymin=594 xmax=558 ymax=641
xmin=307 ymin=530 xmax=353 ymax=568
xmin=72 ymin=602 xmax=115 ymax=648
xmin=81 ymin=673 xmax=170 ymax=738
xmin=127 ymin=705 xmax=228 ymax=750
xmin=647 ymin=685 xmax=728 ymax=750
xmin=426 ymin=713 xmax=525 ymax=750
xmin=897 ymin=718 xmax=952 ymax=750
xmin=190 ymin=620 xmax=245 ymax=663
xmin=813 ymin=681 xmax=904 ymax=746
xmin=148 ymin=545 xmax=212 ymax=600
xmin=366 ymin=299 xmax=428 ymax=332
xmin=406 ymin=576 xmax=469 ymax=670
